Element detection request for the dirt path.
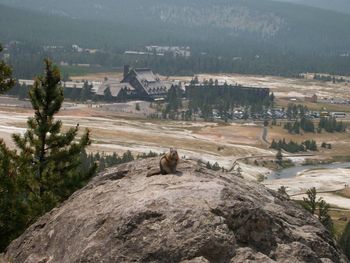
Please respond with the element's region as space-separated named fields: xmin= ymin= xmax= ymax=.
xmin=293 ymin=192 xmax=350 ymax=210
xmin=260 ymin=126 xmax=270 ymax=146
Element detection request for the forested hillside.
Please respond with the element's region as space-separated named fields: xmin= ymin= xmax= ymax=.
xmin=1 ymin=1 xmax=350 ymax=77
xmin=0 ymin=4 xmax=161 ymax=49
xmin=275 ymin=0 xmax=350 ymax=14
xmin=1 ymin=0 xmax=350 ymax=55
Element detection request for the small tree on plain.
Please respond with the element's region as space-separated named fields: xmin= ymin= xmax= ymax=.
xmin=276 ymin=149 xmax=283 ymax=165
xmin=302 ymin=187 xmax=318 ymax=215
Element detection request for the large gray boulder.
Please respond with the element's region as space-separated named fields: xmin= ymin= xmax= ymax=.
xmin=4 ymin=158 xmax=348 ymax=263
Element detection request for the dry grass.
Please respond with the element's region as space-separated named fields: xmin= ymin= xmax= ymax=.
xmin=336 ymin=188 xmax=350 ymax=198
xmin=0 ymin=106 xmax=270 ymax=161
xmin=276 ymin=98 xmax=350 ymax=113
xmin=267 ymin=125 xmax=350 ymax=157
xmin=329 ymin=209 xmax=350 ymax=239
xmin=87 ymin=120 xmax=266 ymax=157
xmin=70 ymin=72 xmax=123 ymax=81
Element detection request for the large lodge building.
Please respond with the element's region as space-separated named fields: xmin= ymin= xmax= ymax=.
xmin=17 ymin=65 xmax=270 ymax=102
xmin=96 ymin=65 xmax=172 ymax=101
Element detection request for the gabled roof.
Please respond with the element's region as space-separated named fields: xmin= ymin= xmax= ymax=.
xmin=134 ymin=68 xmax=158 ymax=83
xmin=121 ymin=67 xmax=172 ymax=98
xmin=143 ymin=82 xmax=172 ymax=95
xmin=96 ymin=79 xmax=134 ymax=97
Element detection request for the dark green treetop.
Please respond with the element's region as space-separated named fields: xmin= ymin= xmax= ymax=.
xmin=0 ymin=44 xmax=15 ymax=93
xmin=12 ymin=59 xmax=96 ymax=215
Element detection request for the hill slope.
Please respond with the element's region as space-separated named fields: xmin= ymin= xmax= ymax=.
xmin=1 ymin=1 xmax=350 ymax=55
xmin=0 ymin=4 xmax=164 ymax=49
xmin=275 ymin=0 xmax=350 ymax=14
xmin=4 ymin=158 xmax=348 ymax=262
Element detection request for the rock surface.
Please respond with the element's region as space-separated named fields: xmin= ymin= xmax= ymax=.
xmin=4 ymin=158 xmax=349 ymax=263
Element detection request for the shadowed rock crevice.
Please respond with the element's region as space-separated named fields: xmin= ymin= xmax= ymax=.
xmin=117 ymin=211 xmax=165 ymax=238
xmin=3 ymin=158 xmax=349 ymax=263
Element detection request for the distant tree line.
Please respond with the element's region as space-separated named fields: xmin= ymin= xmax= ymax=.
xmin=286 ymin=103 xmax=309 ymax=120
xmin=319 ymin=117 xmax=346 ymax=133
xmin=284 ymin=117 xmax=315 ymax=134
xmin=5 ymin=83 xmax=30 ymax=100
xmin=80 ymin=150 xmax=159 ymax=173
xmin=5 ymin=81 xmax=132 ymax=103
xmin=283 ymin=103 xmax=346 ymax=134
xmin=186 ymin=84 xmax=272 ymax=121
xmin=206 ymin=161 xmax=223 ymax=172
xmin=270 ymin=139 xmax=318 ymax=153
xmin=162 ymin=86 xmax=184 ymax=119
xmin=155 ymin=84 xmax=273 ymax=122
xmin=284 ymin=117 xmax=346 ymax=134
xmin=313 ymin=74 xmax=348 ymax=83
xmin=64 ymin=81 xmax=94 ymax=101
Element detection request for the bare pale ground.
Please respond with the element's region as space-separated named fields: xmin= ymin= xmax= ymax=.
xmin=265 ymin=125 xmax=350 ymax=209
xmin=268 ymin=125 xmax=350 ymax=158
xmin=73 ymin=71 xmax=350 ymax=101
xmin=276 ymin=98 xmax=350 ymax=113
xmin=167 ymin=73 xmax=350 ymax=101
xmin=70 ymin=72 xmax=123 ymax=82
xmin=337 ymin=188 xmax=350 ymax=198
xmin=264 ymin=167 xmax=350 ymax=209
xmin=0 ymin=102 xmax=272 ymax=171
xmin=3 ymin=69 xmax=350 ymax=208
xmin=3 ymin=103 xmax=349 ymax=207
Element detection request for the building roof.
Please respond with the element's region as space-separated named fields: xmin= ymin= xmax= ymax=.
xmin=134 ymin=68 xmax=158 ymax=83
xmin=121 ymin=67 xmax=172 ymax=99
xmin=96 ymin=79 xmax=134 ymax=97
xmin=142 ymin=81 xmax=172 ymax=95
xmin=132 ymin=68 xmax=171 ymax=95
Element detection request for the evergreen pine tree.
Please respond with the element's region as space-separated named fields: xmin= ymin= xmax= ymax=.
xmin=0 ymin=44 xmax=21 ymax=251
xmin=270 ymin=139 xmax=278 ymax=149
xmin=318 ymin=199 xmax=333 ymax=234
xmin=340 ymin=221 xmax=350 ymax=259
xmin=0 ymin=140 xmax=29 ymax=251
xmin=122 ymin=150 xmax=134 ymax=163
xmin=12 ymin=59 xmax=96 ymax=216
xmin=70 ymin=86 xmax=81 ymax=101
xmin=0 ymin=44 xmax=15 ymax=93
xmin=80 ymin=81 xmax=93 ymax=102
xmin=104 ymin=86 xmax=114 ymax=102
xmin=277 ymin=186 xmax=289 ymax=200
xmin=276 ymin=149 xmax=283 ymax=165
xmin=302 ymin=187 xmax=318 ymax=215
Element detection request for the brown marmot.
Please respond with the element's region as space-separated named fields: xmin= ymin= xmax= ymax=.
xmin=147 ymin=148 xmax=179 ymax=177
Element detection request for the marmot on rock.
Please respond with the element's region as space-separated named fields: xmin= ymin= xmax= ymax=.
xmin=147 ymin=148 xmax=179 ymax=177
